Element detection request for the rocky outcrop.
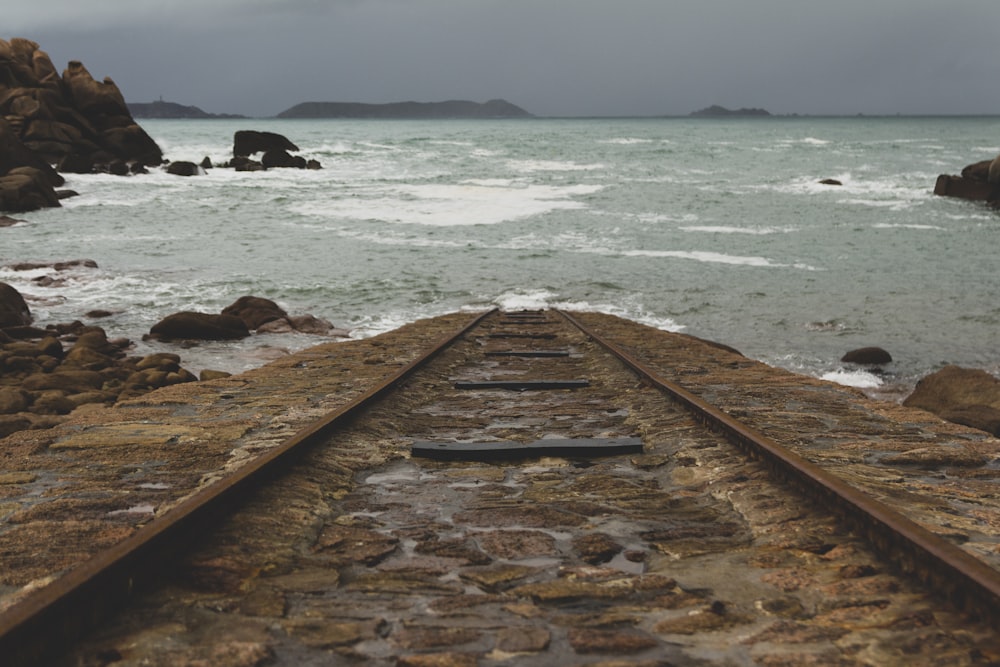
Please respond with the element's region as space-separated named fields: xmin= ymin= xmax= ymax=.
xmin=0 ymin=281 xmax=209 ymax=439
xmin=147 ymin=312 xmax=251 ymax=341
xmin=0 ymin=37 xmax=163 ymax=211
xmin=934 ymin=155 xmax=1000 ymax=207
xmin=221 ymin=295 xmax=340 ymax=335
xmin=233 ymin=130 xmax=299 ymax=158
xmin=148 ymin=296 xmax=342 ymax=342
xmin=903 ymin=365 xmax=1000 ymax=436
xmin=276 ymin=99 xmax=533 ymax=119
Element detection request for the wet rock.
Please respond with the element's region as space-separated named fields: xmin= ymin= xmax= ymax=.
xmin=0 ymin=282 xmax=32 ymax=328
xmin=841 ymin=347 xmax=892 ymax=365
xmin=165 ymin=160 xmax=201 ymax=176
xmin=572 ymin=532 xmax=624 ymax=564
xmin=233 ymin=130 xmax=299 ymax=158
xmin=903 ymin=365 xmax=1000 ymax=436
xmin=567 ymin=628 xmax=659 ymax=654
xmin=477 ymin=529 xmax=556 ymax=559
xmin=496 ymin=626 xmax=550 ymax=653
xmin=222 ymin=295 xmax=289 ymax=330
xmin=819 ymin=178 xmax=843 ymax=186
xmin=147 ymin=311 xmax=250 ymax=341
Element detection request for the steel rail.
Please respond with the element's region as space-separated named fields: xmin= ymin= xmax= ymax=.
xmin=558 ymin=309 xmax=1000 ymax=624
xmin=0 ymin=308 xmax=496 ymax=666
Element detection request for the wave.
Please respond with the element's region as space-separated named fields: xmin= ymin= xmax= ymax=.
xmin=291 ymin=182 xmax=602 ymax=226
xmin=680 ymin=225 xmax=797 ymax=235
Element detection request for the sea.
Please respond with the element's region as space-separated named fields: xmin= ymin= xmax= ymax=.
xmin=2 ymin=116 xmax=999 ymax=400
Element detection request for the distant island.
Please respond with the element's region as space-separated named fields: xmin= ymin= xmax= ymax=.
xmin=276 ymin=99 xmax=533 ymax=119
xmin=690 ymin=105 xmax=771 ymax=118
xmin=128 ymin=100 xmax=246 ymax=119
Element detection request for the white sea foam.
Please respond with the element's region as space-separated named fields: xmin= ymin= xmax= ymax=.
xmin=616 ymin=249 xmax=811 ymax=269
xmin=872 ymin=223 xmax=945 ymax=231
xmin=680 ymin=225 xmax=797 ymax=235
xmin=599 ymin=138 xmax=655 ymax=145
xmin=506 ymin=159 xmax=605 ymax=172
xmin=821 ymin=369 xmax=883 ymax=389
xmin=292 ymin=182 xmax=602 ymax=226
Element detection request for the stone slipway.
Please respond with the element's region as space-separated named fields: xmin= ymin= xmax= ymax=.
xmin=1 ymin=310 xmax=999 ymax=613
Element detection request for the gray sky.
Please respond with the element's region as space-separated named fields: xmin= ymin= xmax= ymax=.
xmin=7 ymin=0 xmax=999 ymax=117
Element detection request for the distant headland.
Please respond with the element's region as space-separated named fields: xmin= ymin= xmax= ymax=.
xmin=689 ymin=105 xmax=771 ymax=117
xmin=276 ymin=99 xmax=533 ymax=119
xmin=128 ymin=100 xmax=246 ymax=119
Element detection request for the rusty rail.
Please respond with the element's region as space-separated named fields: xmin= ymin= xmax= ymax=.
xmin=558 ymin=309 xmax=1000 ymax=624
xmin=0 ymin=308 xmax=496 ymax=666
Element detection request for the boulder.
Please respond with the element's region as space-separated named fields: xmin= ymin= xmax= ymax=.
xmin=840 ymin=347 xmax=892 ymax=365
xmin=903 ymin=365 xmax=1000 ymax=436
xmin=262 ymin=149 xmax=307 ymax=169
xmin=289 ymin=314 xmax=336 ymax=335
xmin=934 ymin=156 xmax=1000 ymax=204
xmin=166 ymin=160 xmax=201 ymax=176
xmin=0 ymin=282 xmax=32 ymax=328
xmin=818 ymin=178 xmax=842 ymax=186
xmin=233 ymin=130 xmax=299 ymax=158
xmin=221 ymin=296 xmax=289 ymax=330
xmin=0 ymin=38 xmax=163 ymax=171
xmin=147 ymin=311 xmax=250 ymax=341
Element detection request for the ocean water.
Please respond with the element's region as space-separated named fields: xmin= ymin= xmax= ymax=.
xmin=2 ymin=116 xmax=999 ymax=399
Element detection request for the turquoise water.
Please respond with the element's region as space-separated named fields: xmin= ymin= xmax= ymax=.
xmin=2 ymin=117 xmax=999 ymax=395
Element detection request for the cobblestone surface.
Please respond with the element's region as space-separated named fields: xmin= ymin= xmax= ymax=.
xmin=2 ymin=311 xmax=999 ymax=665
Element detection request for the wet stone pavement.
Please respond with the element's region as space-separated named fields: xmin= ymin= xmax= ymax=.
xmin=56 ymin=311 xmax=1000 ymax=666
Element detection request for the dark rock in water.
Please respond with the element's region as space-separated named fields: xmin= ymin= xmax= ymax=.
xmin=233 ymin=130 xmax=299 ymax=158
xmin=819 ymin=178 xmax=843 ymax=186
xmin=222 ymin=296 xmax=289 ymax=330
xmin=200 ymin=156 xmax=213 ymax=169
xmin=148 ymin=311 xmax=250 ymax=341
xmin=1 ymin=37 xmax=163 ymax=213
xmin=841 ymin=347 xmax=892 ymax=365
xmin=0 ymin=282 xmax=32 ymax=328
xmin=934 ymin=156 xmax=1000 ymax=205
xmin=262 ymin=149 xmax=307 ymax=169
xmin=1 ymin=214 xmax=25 ymax=227
xmin=230 ymin=156 xmax=264 ymax=172
xmin=166 ymin=160 xmax=201 ymax=176
xmin=903 ymin=365 xmax=1000 ymax=436
xmin=0 ymin=166 xmax=62 ymax=212
xmin=56 ymin=190 xmax=79 ymax=200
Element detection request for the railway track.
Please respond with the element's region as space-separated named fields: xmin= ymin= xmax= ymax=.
xmin=3 ymin=309 xmax=1000 ymax=665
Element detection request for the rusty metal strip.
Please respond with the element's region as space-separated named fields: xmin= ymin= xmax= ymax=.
xmin=0 ymin=308 xmax=497 ymax=666
xmin=557 ymin=309 xmax=1000 ymax=623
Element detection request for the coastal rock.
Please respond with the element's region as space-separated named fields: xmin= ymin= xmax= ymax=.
xmin=903 ymin=365 xmax=1000 ymax=436
xmin=0 ymin=282 xmax=32 ymax=328
xmin=262 ymin=149 xmax=306 ymax=169
xmin=819 ymin=178 xmax=843 ymax=186
xmin=148 ymin=312 xmax=251 ymax=341
xmin=841 ymin=347 xmax=892 ymax=365
xmin=934 ymin=156 xmax=1000 ymax=205
xmin=221 ymin=296 xmax=289 ymax=330
xmin=233 ymin=130 xmax=299 ymax=158
xmin=166 ymin=161 xmax=202 ymax=177
xmin=0 ymin=37 xmax=162 ymax=192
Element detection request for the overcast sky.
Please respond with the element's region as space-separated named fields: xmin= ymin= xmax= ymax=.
xmin=6 ymin=0 xmax=999 ymax=118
